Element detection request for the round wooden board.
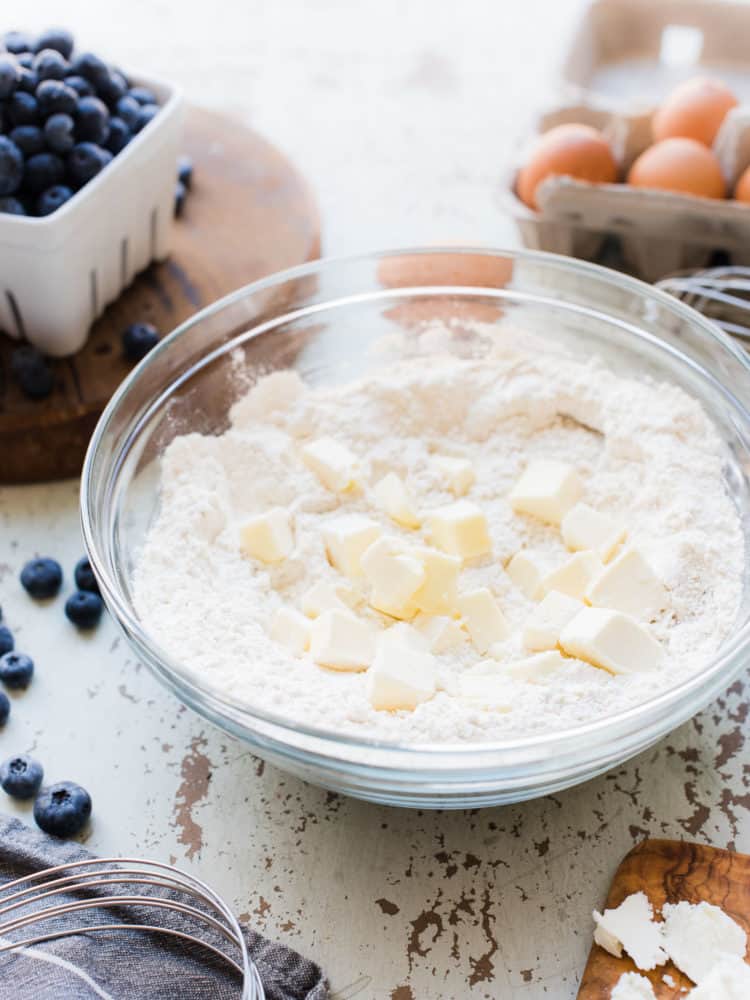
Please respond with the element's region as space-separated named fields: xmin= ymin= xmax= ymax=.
xmin=0 ymin=106 xmax=321 ymax=485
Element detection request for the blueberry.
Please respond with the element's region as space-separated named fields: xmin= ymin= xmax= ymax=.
xmin=67 ymin=142 xmax=110 ymax=185
xmin=105 ymin=116 xmax=131 ymax=154
xmin=10 ymin=345 xmax=54 ymax=396
xmin=97 ymin=70 xmax=127 ymax=107
xmin=9 ymin=125 xmax=44 ymax=157
xmin=3 ymin=31 xmax=33 ymax=55
xmin=34 ymin=29 xmax=75 ymax=61
xmin=0 ymin=626 xmax=14 ymax=656
xmin=36 ymin=78 xmax=77 ymax=117
xmin=7 ymin=90 xmax=38 ymax=125
xmin=174 ymin=180 xmax=186 ymax=218
xmin=64 ymin=74 xmax=93 ymax=98
xmin=115 ymin=95 xmax=140 ymax=130
xmin=20 ymin=557 xmax=62 ymax=599
xmin=44 ymin=113 xmax=75 ymax=154
xmin=0 ymin=693 xmax=9 ymax=728
xmin=122 ymin=322 xmax=159 ymax=361
xmin=34 ymin=48 xmax=69 ymax=82
xmin=65 ymin=591 xmax=103 ymax=629
xmin=128 ymin=85 xmax=157 ymax=106
xmin=24 ymin=151 xmax=64 ymax=193
xmin=17 ymin=66 xmax=39 ymax=93
xmin=75 ymin=96 xmax=109 ymax=144
xmin=36 ymin=184 xmax=73 ymax=216
xmin=0 ymin=652 xmax=34 ymax=690
xmin=0 ymin=54 xmax=21 ymax=99
xmin=0 ymin=136 xmax=23 ymax=195
xmin=74 ymin=556 xmax=100 ymax=594
xmin=0 ymin=196 xmax=25 ymax=215
xmin=134 ymin=103 xmax=159 ymax=133
xmin=69 ymin=52 xmax=109 ymax=89
xmin=177 ymin=154 xmax=193 ymax=190
xmin=0 ymin=755 xmax=44 ymax=799
xmin=34 ymin=781 xmax=92 ymax=838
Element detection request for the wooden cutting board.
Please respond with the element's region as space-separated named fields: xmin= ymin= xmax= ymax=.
xmin=578 ymin=839 xmax=750 ymax=997
xmin=0 ymin=106 xmax=320 ymax=485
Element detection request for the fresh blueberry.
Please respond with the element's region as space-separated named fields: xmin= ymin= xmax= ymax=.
xmin=0 ymin=626 xmax=14 ymax=656
xmin=36 ymin=78 xmax=77 ymax=117
xmin=7 ymin=90 xmax=38 ymax=125
xmin=24 ymin=151 xmax=64 ymax=193
xmin=134 ymin=103 xmax=159 ymax=133
xmin=74 ymin=556 xmax=100 ymax=594
xmin=0 ymin=755 xmax=44 ymax=799
xmin=0 ymin=693 xmax=9 ymax=728
xmin=3 ymin=31 xmax=34 ymax=55
xmin=20 ymin=557 xmax=62 ymax=599
xmin=10 ymin=345 xmax=54 ymax=396
xmin=0 ymin=54 xmax=21 ymax=99
xmin=128 ymin=85 xmax=157 ymax=106
xmin=115 ymin=95 xmax=140 ymax=130
xmin=105 ymin=116 xmax=131 ymax=154
xmin=65 ymin=591 xmax=103 ymax=629
xmin=34 ymin=781 xmax=92 ymax=838
xmin=67 ymin=142 xmax=110 ymax=185
xmin=0 ymin=652 xmax=34 ymax=690
xmin=9 ymin=125 xmax=44 ymax=157
xmin=64 ymin=74 xmax=93 ymax=98
xmin=34 ymin=28 xmax=75 ymax=61
xmin=16 ymin=66 xmax=39 ymax=93
xmin=174 ymin=180 xmax=186 ymax=218
xmin=44 ymin=113 xmax=75 ymax=154
xmin=16 ymin=52 xmax=35 ymax=70
xmin=69 ymin=52 xmax=109 ymax=89
xmin=36 ymin=184 xmax=73 ymax=216
xmin=122 ymin=322 xmax=159 ymax=361
xmin=97 ymin=70 xmax=128 ymax=107
xmin=34 ymin=48 xmax=69 ymax=82
xmin=75 ymin=96 xmax=109 ymax=144
xmin=177 ymin=154 xmax=193 ymax=190
xmin=0 ymin=196 xmax=25 ymax=215
xmin=0 ymin=136 xmax=23 ymax=195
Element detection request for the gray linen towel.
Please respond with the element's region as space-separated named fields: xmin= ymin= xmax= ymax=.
xmin=0 ymin=815 xmax=328 ymax=1000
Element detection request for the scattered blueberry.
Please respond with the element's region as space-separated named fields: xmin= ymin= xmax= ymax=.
xmin=105 ymin=116 xmax=130 ymax=154
xmin=33 ymin=48 xmax=68 ymax=82
xmin=74 ymin=556 xmax=100 ymax=594
xmin=0 ymin=195 xmax=26 ymax=215
xmin=7 ymin=90 xmax=38 ymax=126
xmin=64 ymin=590 xmax=103 ymax=630
xmin=0 ymin=652 xmax=34 ymax=690
xmin=64 ymin=74 xmax=93 ymax=98
xmin=0 ymin=755 xmax=44 ymax=799
xmin=75 ymin=95 xmax=109 ymax=144
xmin=134 ymin=103 xmax=158 ymax=133
xmin=177 ymin=154 xmax=193 ymax=190
xmin=43 ymin=113 xmax=75 ymax=154
xmin=9 ymin=124 xmax=44 ymax=156
xmin=34 ymin=781 xmax=92 ymax=838
xmin=0 ymin=136 xmax=23 ymax=195
xmin=20 ymin=557 xmax=62 ymax=599
xmin=16 ymin=66 xmax=39 ymax=92
xmin=115 ymin=95 xmax=140 ymax=130
xmin=69 ymin=51 xmax=108 ymax=89
xmin=0 ymin=626 xmax=14 ymax=656
xmin=0 ymin=692 xmax=9 ymax=728
xmin=0 ymin=54 xmax=21 ymax=99
xmin=3 ymin=31 xmax=33 ymax=54
xmin=174 ymin=180 xmax=186 ymax=218
xmin=34 ymin=28 xmax=75 ymax=61
xmin=24 ymin=151 xmax=64 ymax=193
xmin=10 ymin=345 xmax=54 ymax=398
xmin=97 ymin=70 xmax=127 ymax=107
xmin=36 ymin=78 xmax=77 ymax=117
xmin=128 ymin=85 xmax=156 ymax=106
xmin=36 ymin=184 xmax=73 ymax=216
xmin=67 ymin=141 xmax=110 ymax=185
xmin=122 ymin=321 xmax=159 ymax=361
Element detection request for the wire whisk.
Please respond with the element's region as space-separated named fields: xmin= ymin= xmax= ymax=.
xmin=657 ymin=265 xmax=750 ymax=343
xmin=0 ymin=857 xmax=263 ymax=998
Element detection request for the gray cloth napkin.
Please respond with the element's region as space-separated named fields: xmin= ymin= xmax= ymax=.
xmin=0 ymin=815 xmax=328 ymax=1000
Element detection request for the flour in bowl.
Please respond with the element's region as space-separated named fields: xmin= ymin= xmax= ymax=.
xmin=132 ymin=330 xmax=744 ymax=744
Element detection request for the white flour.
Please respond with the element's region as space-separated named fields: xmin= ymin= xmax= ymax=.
xmin=133 ymin=326 xmax=745 ymax=744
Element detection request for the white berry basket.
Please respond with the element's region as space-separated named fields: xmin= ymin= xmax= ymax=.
xmin=0 ymin=75 xmax=185 ymax=357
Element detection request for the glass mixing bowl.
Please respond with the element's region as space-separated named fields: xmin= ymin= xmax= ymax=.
xmin=81 ymin=249 xmax=750 ymax=809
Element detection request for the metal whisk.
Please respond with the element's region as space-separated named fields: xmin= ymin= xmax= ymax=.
xmin=657 ymin=266 xmax=750 ymax=343
xmin=0 ymin=857 xmax=264 ymax=998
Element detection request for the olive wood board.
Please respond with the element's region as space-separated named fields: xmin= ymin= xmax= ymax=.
xmin=0 ymin=106 xmax=320 ymax=485
xmin=577 ymin=838 xmax=750 ymax=998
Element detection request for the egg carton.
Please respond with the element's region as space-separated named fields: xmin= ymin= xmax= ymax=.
xmin=506 ymin=0 xmax=750 ymax=282
xmin=0 ymin=75 xmax=185 ymax=357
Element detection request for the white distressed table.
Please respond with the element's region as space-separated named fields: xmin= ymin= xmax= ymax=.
xmin=2 ymin=3 xmax=749 ymax=997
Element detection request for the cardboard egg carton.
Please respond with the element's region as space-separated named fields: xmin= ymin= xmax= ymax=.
xmin=507 ymin=0 xmax=750 ymax=282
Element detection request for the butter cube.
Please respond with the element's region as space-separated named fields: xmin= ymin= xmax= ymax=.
xmin=427 ymin=500 xmax=491 ymax=560
xmin=310 ymin=609 xmax=376 ymax=671
xmin=504 ymin=650 xmax=568 ymax=682
xmin=361 ymin=537 xmax=425 ymax=619
xmin=415 ymin=613 xmax=466 ymax=653
xmin=561 ymin=503 xmax=627 ymax=562
xmin=378 ymin=622 xmax=428 ymax=652
xmin=412 ymin=547 xmax=461 ymax=614
xmin=373 ymin=473 xmax=421 ymax=529
xmin=301 ymin=437 xmax=359 ymax=492
xmin=560 ymin=607 xmax=664 ymax=675
xmin=522 ymin=590 xmax=583 ymax=651
xmin=239 ymin=507 xmax=293 ymax=563
xmin=269 ymin=607 xmax=311 ymax=656
xmin=542 ymin=551 xmax=603 ymax=601
xmin=367 ymin=645 xmax=437 ymax=711
xmin=457 ymin=588 xmax=510 ymax=653
xmin=586 ymin=548 xmax=668 ymax=621
xmin=458 ymin=673 xmax=513 ymax=711
xmin=509 ymin=459 xmax=583 ymax=525
xmin=323 ymin=515 xmax=380 ymax=579
xmin=506 ymin=551 xmax=546 ymax=600
xmin=301 ymin=580 xmax=358 ymax=617
xmin=433 ymin=455 xmax=475 ymax=496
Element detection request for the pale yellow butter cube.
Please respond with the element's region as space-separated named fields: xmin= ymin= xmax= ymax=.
xmin=586 ymin=548 xmax=668 ymax=621
xmin=412 ymin=547 xmax=461 ymax=615
xmin=239 ymin=507 xmax=293 ymax=563
xmin=509 ymin=459 xmax=583 ymax=525
xmin=506 ymin=551 xmax=546 ymax=600
xmin=542 ymin=551 xmax=603 ymax=601
xmin=323 ymin=515 xmax=380 ymax=579
xmin=522 ymin=590 xmax=582 ymax=651
xmin=301 ymin=437 xmax=359 ymax=492
xmin=433 ymin=455 xmax=475 ymax=496
xmin=366 ymin=645 xmax=437 ymax=711
xmin=427 ymin=500 xmax=491 ymax=560
xmin=504 ymin=650 xmax=568 ymax=683
xmin=373 ymin=472 xmax=421 ymax=529
xmin=561 ymin=503 xmax=627 ymax=562
xmin=361 ymin=537 xmax=425 ymax=619
xmin=560 ymin=607 xmax=664 ymax=675
xmin=301 ymin=580 xmax=358 ymax=618
xmin=415 ymin=613 xmax=466 ymax=653
xmin=269 ymin=607 xmax=311 ymax=656
xmin=457 ymin=588 xmax=510 ymax=653
xmin=310 ymin=609 xmax=376 ymax=671
xmin=378 ymin=622 xmax=428 ymax=652
xmin=458 ymin=673 xmax=513 ymax=711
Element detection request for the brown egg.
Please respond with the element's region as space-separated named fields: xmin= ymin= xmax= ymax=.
xmin=652 ymin=77 xmax=738 ymax=147
xmin=734 ymin=165 xmax=750 ymax=203
xmin=627 ymin=138 xmax=726 ymax=199
xmin=516 ymin=123 xmax=618 ymax=210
